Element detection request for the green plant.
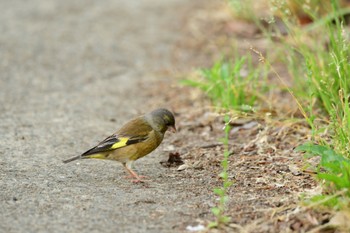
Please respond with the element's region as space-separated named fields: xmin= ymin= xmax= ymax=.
xmin=182 ymin=56 xmax=261 ymax=111
xmin=296 ymin=143 xmax=350 ymax=207
xmin=299 ymin=23 xmax=350 ymax=157
xmin=208 ymin=115 xmax=234 ymax=228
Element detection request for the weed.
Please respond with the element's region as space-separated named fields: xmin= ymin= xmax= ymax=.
xmin=296 ymin=143 xmax=350 ymax=208
xmin=208 ymin=115 xmax=234 ymax=228
xmin=182 ymin=56 xmax=263 ymax=111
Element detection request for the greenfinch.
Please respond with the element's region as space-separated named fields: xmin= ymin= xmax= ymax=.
xmin=63 ymin=108 xmax=176 ymax=182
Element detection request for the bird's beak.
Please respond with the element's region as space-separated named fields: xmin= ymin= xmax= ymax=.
xmin=169 ymin=125 xmax=176 ymax=133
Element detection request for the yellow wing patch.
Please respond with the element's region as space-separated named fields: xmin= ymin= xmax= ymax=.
xmin=111 ymin=137 xmax=130 ymax=149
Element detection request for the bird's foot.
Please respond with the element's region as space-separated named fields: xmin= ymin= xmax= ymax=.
xmin=132 ymin=176 xmax=150 ymax=183
xmin=131 ymin=179 xmax=147 ymax=183
xmin=123 ymin=165 xmax=149 ymax=183
xmin=123 ymin=175 xmax=150 ymax=183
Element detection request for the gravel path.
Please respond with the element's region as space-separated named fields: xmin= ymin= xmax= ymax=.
xmin=0 ymin=1 xmax=211 ymax=232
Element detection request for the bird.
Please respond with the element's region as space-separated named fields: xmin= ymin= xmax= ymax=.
xmin=63 ymin=108 xmax=176 ymax=182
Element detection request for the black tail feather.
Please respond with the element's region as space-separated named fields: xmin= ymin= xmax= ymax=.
xmin=62 ymin=155 xmax=81 ymax=164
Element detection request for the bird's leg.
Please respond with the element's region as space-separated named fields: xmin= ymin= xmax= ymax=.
xmin=123 ymin=163 xmax=148 ymax=183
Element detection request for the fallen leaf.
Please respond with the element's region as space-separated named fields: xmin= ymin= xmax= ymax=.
xmin=160 ymin=152 xmax=184 ymax=168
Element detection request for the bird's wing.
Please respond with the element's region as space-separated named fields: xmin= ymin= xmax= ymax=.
xmin=81 ymin=134 xmax=149 ymax=156
xmin=81 ymin=117 xmax=153 ymax=156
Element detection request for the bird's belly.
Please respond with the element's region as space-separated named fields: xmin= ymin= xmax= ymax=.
xmin=107 ymin=138 xmax=161 ymax=163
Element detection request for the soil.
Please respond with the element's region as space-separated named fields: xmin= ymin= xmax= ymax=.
xmin=0 ymin=0 xmax=340 ymax=233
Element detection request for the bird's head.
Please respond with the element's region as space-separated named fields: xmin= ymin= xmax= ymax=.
xmin=148 ymin=108 xmax=176 ymax=134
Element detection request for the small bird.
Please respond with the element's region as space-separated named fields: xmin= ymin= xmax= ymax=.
xmin=63 ymin=108 xmax=176 ymax=182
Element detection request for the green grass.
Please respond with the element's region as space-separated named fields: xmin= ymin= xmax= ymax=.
xmin=276 ymin=0 xmax=350 ymax=158
xmin=263 ymin=0 xmax=350 ymax=208
xmin=302 ymin=23 xmax=350 ymax=156
xmin=182 ymin=56 xmax=265 ymax=111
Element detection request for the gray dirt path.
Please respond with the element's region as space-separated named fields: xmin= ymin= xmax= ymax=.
xmin=0 ymin=1 xmax=213 ymax=232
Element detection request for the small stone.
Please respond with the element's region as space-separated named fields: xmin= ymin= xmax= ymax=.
xmin=177 ymin=164 xmax=189 ymax=171
xmin=186 ymin=224 xmax=205 ymax=232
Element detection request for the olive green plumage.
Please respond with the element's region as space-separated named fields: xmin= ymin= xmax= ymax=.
xmin=63 ymin=108 xmax=176 ymax=182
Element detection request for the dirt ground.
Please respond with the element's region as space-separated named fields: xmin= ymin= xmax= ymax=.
xmin=0 ymin=0 xmax=339 ymax=233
